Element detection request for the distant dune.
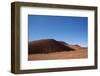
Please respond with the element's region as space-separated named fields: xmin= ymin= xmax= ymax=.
xmin=28 ymin=39 xmax=88 ymax=60
xmin=28 ymin=39 xmax=74 ymax=54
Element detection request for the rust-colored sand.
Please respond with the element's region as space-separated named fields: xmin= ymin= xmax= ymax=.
xmin=28 ymin=48 xmax=87 ymax=60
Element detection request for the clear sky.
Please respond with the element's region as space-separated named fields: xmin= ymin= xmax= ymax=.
xmin=28 ymin=15 xmax=88 ymax=47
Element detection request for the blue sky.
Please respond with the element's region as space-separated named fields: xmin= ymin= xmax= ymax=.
xmin=28 ymin=15 xmax=88 ymax=47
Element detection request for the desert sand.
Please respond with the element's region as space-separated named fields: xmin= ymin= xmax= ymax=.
xmin=28 ymin=39 xmax=88 ymax=61
xmin=28 ymin=48 xmax=87 ymax=60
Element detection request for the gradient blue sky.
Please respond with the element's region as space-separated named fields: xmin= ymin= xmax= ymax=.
xmin=28 ymin=15 xmax=88 ymax=47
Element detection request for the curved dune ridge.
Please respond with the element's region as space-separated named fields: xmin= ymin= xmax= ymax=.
xmin=28 ymin=39 xmax=74 ymax=54
xmin=28 ymin=39 xmax=88 ymax=60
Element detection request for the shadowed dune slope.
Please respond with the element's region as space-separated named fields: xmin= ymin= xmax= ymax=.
xmin=28 ymin=39 xmax=74 ymax=54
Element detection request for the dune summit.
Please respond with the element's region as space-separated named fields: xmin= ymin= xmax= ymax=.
xmin=28 ymin=39 xmax=74 ymax=54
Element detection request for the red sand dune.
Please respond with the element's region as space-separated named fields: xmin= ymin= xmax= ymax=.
xmin=28 ymin=39 xmax=74 ymax=54
xmin=28 ymin=39 xmax=88 ymax=60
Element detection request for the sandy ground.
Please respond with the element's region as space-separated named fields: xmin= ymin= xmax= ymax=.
xmin=28 ymin=48 xmax=88 ymax=61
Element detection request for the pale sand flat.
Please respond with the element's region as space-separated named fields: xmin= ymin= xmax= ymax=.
xmin=28 ymin=48 xmax=88 ymax=61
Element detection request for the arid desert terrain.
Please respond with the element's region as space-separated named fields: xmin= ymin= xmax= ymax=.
xmin=28 ymin=39 xmax=88 ymax=60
